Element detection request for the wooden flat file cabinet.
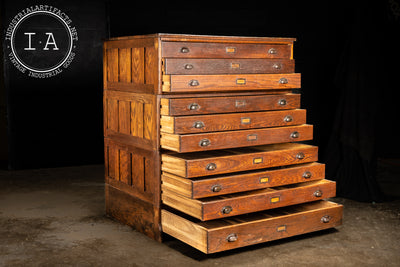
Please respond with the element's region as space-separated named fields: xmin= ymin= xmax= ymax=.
xmin=103 ymin=34 xmax=343 ymax=254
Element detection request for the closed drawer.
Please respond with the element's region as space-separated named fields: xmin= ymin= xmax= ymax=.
xmin=163 ymin=59 xmax=295 ymax=75
xmin=162 ymin=179 xmax=336 ymax=221
xmin=160 ymin=93 xmax=300 ymax=116
xmin=161 ymin=200 xmax=343 ymax=253
xmin=162 ymin=42 xmax=293 ymax=59
xmin=162 ymin=162 xmax=325 ymax=199
xmin=161 ymin=109 xmax=306 ymax=134
xmin=161 ymin=124 xmax=313 ymax=153
xmin=162 ymin=73 xmax=301 ymax=92
xmin=161 ymin=143 xmax=318 ymax=178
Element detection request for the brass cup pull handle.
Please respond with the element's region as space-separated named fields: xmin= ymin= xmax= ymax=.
xmin=184 ymin=64 xmax=194 ymax=70
xmin=303 ymin=171 xmax=312 ymax=179
xmin=199 ymin=139 xmax=211 ymax=147
xmin=189 ymin=79 xmax=200 ymax=86
xmin=291 ymin=131 xmax=300 ymax=138
xmin=193 ymin=121 xmax=205 ymax=129
xmin=226 ymin=233 xmax=238 ymax=242
xmin=211 ymin=184 xmax=222 ymax=192
xmin=268 ymin=48 xmax=277 ymax=54
xmin=222 ymin=206 xmax=233 ymax=214
xmin=188 ymin=103 xmax=200 ymax=111
xmin=180 ymin=47 xmax=189 ymax=53
xmin=279 ymin=78 xmax=288 ymax=84
xmin=314 ymin=190 xmax=323 ymax=197
xmin=321 ymin=215 xmax=331 ymax=223
xmin=284 ymin=115 xmax=293 ymax=122
xmin=206 ymin=163 xmax=217 ymax=171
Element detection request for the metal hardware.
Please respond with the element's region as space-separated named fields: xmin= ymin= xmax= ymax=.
xmin=247 ymin=134 xmax=258 ymax=141
xmin=231 ymin=63 xmax=240 ymax=69
xmin=284 ymin=115 xmax=293 ymax=122
xmin=188 ymin=103 xmax=200 ymax=111
xmin=291 ymin=131 xmax=300 ymax=139
xmin=259 ymin=177 xmax=269 ymax=183
xmin=241 ymin=117 xmax=251 ymax=125
xmin=303 ymin=171 xmax=312 ymax=179
xmin=193 ymin=121 xmax=205 ymax=129
xmin=277 ymin=225 xmax=287 ymax=232
xmin=184 ymin=64 xmax=194 ymax=70
xmin=270 ymin=196 xmax=280 ymax=203
xmin=321 ymin=215 xmax=331 ymax=223
xmin=189 ymin=79 xmax=200 ymax=86
xmin=273 ymin=63 xmax=282 ymax=69
xmin=211 ymin=184 xmax=222 ymax=192
xmin=199 ymin=139 xmax=211 ymax=147
xmin=279 ymin=78 xmax=288 ymax=84
xmin=268 ymin=48 xmax=277 ymax=54
xmin=314 ymin=190 xmax=323 ymax=197
xmin=180 ymin=47 xmax=189 ymax=53
xmin=253 ymin=157 xmax=263 ymax=164
xmin=226 ymin=47 xmax=236 ymax=53
xmin=226 ymin=233 xmax=238 ymax=242
xmin=296 ymin=152 xmax=305 ymax=160
xmin=206 ymin=163 xmax=217 ymax=171
xmin=235 ymin=100 xmax=246 ymax=108
xmin=222 ymin=206 xmax=233 ymax=214
xmin=278 ymin=99 xmax=287 ymax=106
xmin=236 ymin=78 xmax=246 ymax=85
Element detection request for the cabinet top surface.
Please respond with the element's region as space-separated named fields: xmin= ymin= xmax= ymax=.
xmin=106 ymin=33 xmax=296 ymax=43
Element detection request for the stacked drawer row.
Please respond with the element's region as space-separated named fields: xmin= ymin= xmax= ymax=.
xmin=103 ymin=34 xmax=342 ymax=254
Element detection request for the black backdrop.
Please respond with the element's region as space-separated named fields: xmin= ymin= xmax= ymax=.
xmin=1 ymin=0 xmax=399 ymax=201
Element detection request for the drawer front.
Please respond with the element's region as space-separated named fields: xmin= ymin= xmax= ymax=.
xmin=161 ymin=124 xmax=313 ymax=153
xmin=161 ymin=109 xmax=306 ymax=134
xmin=162 ymin=73 xmax=301 ymax=92
xmin=161 ymin=143 xmax=318 ymax=178
xmin=163 ymin=59 xmax=295 ymax=75
xmin=162 ymin=200 xmax=343 ymax=253
xmin=161 ymin=93 xmax=300 ymax=116
xmin=162 ymin=42 xmax=293 ymax=59
xmin=162 ymin=180 xmax=336 ymax=221
xmin=161 ymin=162 xmax=325 ymax=199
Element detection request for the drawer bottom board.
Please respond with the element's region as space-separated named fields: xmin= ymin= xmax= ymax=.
xmin=161 ymin=200 xmax=343 ymax=254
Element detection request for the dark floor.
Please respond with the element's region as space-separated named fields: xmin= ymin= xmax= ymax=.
xmin=0 ymin=164 xmax=399 ymax=266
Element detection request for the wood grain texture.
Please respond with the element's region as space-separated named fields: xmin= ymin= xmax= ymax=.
xmin=160 ymin=93 xmax=301 ymax=116
xmin=161 ymin=162 xmax=325 ymax=198
xmin=161 ymin=200 xmax=343 ymax=253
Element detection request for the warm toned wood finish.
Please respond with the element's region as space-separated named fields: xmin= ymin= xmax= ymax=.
xmin=162 ymin=162 xmax=325 ymax=198
xmin=161 ymin=124 xmax=313 ymax=153
xmin=161 ymin=143 xmax=318 ymax=178
xmin=162 ymin=73 xmax=301 ymax=92
xmin=161 ymin=109 xmax=306 ymax=134
xmin=161 ymin=201 xmax=343 ymax=253
xmin=162 ymin=179 xmax=336 ymax=221
xmin=163 ymin=59 xmax=295 ymax=75
xmin=160 ymin=93 xmax=301 ymax=116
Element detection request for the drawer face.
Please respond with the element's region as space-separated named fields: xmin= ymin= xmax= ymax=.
xmin=161 ymin=124 xmax=313 ymax=153
xmin=161 ymin=109 xmax=306 ymax=134
xmin=163 ymin=59 xmax=295 ymax=75
xmin=162 ymin=73 xmax=301 ymax=92
xmin=162 ymin=162 xmax=325 ymax=199
xmin=162 ymin=179 xmax=336 ymax=221
xmin=162 ymin=42 xmax=293 ymax=59
xmin=161 ymin=143 xmax=318 ymax=178
xmin=161 ymin=94 xmax=301 ymax=116
xmin=161 ymin=200 xmax=343 ymax=253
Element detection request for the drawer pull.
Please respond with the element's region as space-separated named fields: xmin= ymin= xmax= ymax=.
xmin=296 ymin=152 xmax=305 ymax=160
xmin=222 ymin=206 xmax=233 ymax=214
xmin=235 ymin=100 xmax=246 ymax=108
xmin=206 ymin=163 xmax=217 ymax=171
xmin=253 ymin=157 xmax=263 ymax=164
xmin=231 ymin=63 xmax=240 ymax=69
xmin=314 ymin=190 xmax=323 ymax=197
xmin=284 ymin=115 xmax=293 ymax=122
xmin=184 ymin=64 xmax=194 ymax=70
xmin=291 ymin=131 xmax=300 ymax=139
xmin=270 ymin=196 xmax=280 ymax=203
xmin=241 ymin=117 xmax=251 ymax=125
xmin=193 ymin=121 xmax=205 ymax=129
xmin=277 ymin=225 xmax=287 ymax=232
xmin=226 ymin=47 xmax=236 ymax=53
xmin=199 ymin=139 xmax=211 ymax=147
xmin=321 ymin=215 xmax=331 ymax=223
xmin=303 ymin=171 xmax=312 ymax=179
xmin=180 ymin=47 xmax=190 ymax=53
xmin=273 ymin=63 xmax=282 ymax=69
xmin=268 ymin=48 xmax=277 ymax=54
xmin=247 ymin=134 xmax=258 ymax=141
xmin=189 ymin=79 xmax=200 ymax=86
xmin=188 ymin=103 xmax=200 ymax=111
xmin=279 ymin=78 xmax=288 ymax=84
xmin=259 ymin=176 xmax=269 ymax=183
xmin=236 ymin=78 xmax=246 ymax=85
xmin=278 ymin=99 xmax=287 ymax=106
xmin=211 ymin=184 xmax=222 ymax=192
xmin=226 ymin=233 xmax=238 ymax=242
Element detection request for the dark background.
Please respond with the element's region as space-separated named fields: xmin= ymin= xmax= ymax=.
xmin=1 ymin=0 xmax=399 ymax=201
